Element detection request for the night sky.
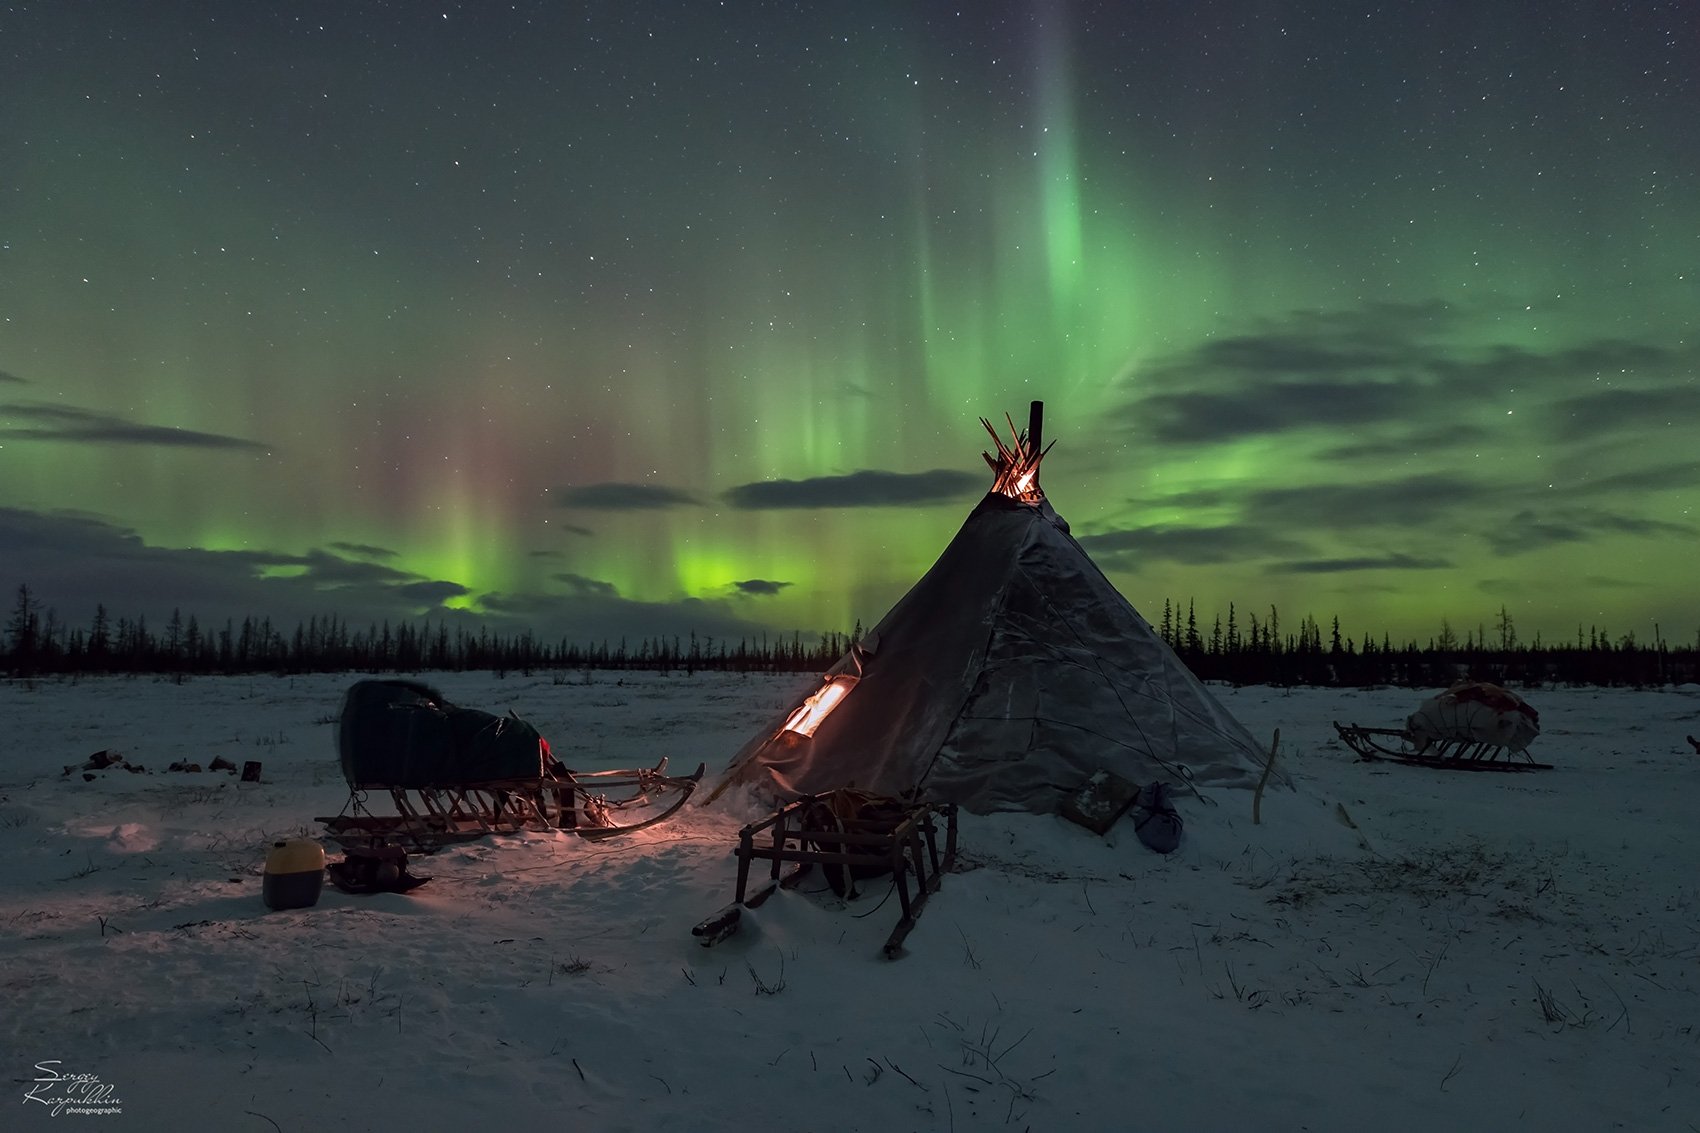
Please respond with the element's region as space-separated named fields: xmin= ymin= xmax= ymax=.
xmin=3 ymin=1 xmax=1695 ymax=650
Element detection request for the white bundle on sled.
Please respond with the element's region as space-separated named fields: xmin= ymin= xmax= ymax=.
xmin=1407 ymin=682 xmax=1540 ymax=753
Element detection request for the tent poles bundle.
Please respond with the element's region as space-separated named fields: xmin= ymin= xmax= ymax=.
xmin=980 ymin=401 xmax=1055 ymax=502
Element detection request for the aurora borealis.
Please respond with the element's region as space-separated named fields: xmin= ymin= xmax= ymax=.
xmin=2 ymin=1 xmax=1695 ymax=649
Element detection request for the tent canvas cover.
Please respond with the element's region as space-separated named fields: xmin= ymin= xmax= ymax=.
xmin=715 ymin=424 xmax=1272 ymax=815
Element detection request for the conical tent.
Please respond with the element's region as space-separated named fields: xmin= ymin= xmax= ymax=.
xmin=713 ymin=407 xmax=1271 ymax=815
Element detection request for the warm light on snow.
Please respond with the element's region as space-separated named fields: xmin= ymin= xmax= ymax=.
xmin=781 ymin=675 xmax=857 ymax=737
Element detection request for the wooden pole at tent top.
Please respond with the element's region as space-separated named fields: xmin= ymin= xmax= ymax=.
xmin=1028 ymin=400 xmax=1044 ymax=456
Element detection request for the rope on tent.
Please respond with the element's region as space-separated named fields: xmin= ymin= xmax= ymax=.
xmin=1019 ymin=564 xmax=1217 ymax=806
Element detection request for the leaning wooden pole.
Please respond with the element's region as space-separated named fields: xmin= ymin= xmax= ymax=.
xmin=1252 ymin=728 xmax=1279 ymax=825
xmin=1028 ymin=400 xmax=1044 ymax=456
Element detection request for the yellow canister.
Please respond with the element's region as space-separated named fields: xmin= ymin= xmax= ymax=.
xmin=262 ymin=838 xmax=326 ymax=910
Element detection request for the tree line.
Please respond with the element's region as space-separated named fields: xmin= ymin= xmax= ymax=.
xmin=5 ymin=583 xmax=1696 ymax=687
xmin=1 ymin=584 xmax=856 ymax=678
xmin=1151 ymin=598 xmax=1700 ymax=688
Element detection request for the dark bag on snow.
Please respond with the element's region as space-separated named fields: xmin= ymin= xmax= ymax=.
xmin=1133 ymin=781 xmax=1183 ymax=855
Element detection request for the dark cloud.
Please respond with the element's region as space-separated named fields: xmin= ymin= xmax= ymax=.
xmin=1105 ymin=472 xmax=1495 ymax=557
xmin=1565 ymin=459 xmax=1700 ymax=495
xmin=394 ymin=580 xmax=471 ymax=603
xmin=1546 ymin=387 xmax=1700 ymax=442
xmin=1278 ymin=299 xmax=1467 ymax=342
xmin=1087 ymin=471 xmax=1484 ymax=565
xmin=1268 ymin=553 xmax=1453 ymax=574
xmin=292 ymin=549 xmax=421 ymax=587
xmin=1117 ymin=486 xmax=1237 ymax=512
xmin=3 ymin=504 xmax=805 ymax=647
xmin=1180 ymin=336 xmax=1399 ymax=377
xmin=0 ymin=370 xmax=26 ymax=384
xmin=1316 ymin=422 xmax=1493 ymax=462
xmin=1483 ymin=513 xmax=1588 ymax=554
xmin=1134 ymin=301 xmax=1456 ymax=387
xmin=552 ymin=482 xmax=700 ymax=510
xmin=0 ymin=507 xmax=469 ymax=629
xmin=1579 ymin=575 xmax=1651 ymax=590
xmin=733 ymin=579 xmax=793 ymax=596
xmin=1117 ymin=301 xmax=1699 ymax=449
xmin=472 ymin=589 xmax=788 ymax=645
xmin=327 ymin=541 xmax=398 ymax=560
xmin=1439 ymin=340 xmax=1679 ymax=387
xmin=1247 ymin=474 xmax=1483 ymax=529
xmin=0 ymin=402 xmax=271 ymax=451
xmin=554 ymin=573 xmax=619 ymax=599
xmin=723 ymin=468 xmax=981 ymax=509
xmin=1077 ymin=524 xmax=1310 ymax=566
xmin=1 ymin=483 xmax=858 ymax=660
xmin=1482 ymin=508 xmax=1696 ymax=556
xmin=1138 ymin=379 xmax=1412 ymax=445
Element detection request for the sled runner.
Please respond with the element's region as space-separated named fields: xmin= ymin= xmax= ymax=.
xmin=326 ymin=842 xmax=432 ymax=893
xmin=318 ymin=759 xmax=706 ymax=853
xmin=1332 ymin=722 xmax=1553 ymax=771
xmin=316 ymin=679 xmax=704 ymax=854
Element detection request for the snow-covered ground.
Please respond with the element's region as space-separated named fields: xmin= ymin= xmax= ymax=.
xmin=3 ymin=672 xmax=1696 ymax=1132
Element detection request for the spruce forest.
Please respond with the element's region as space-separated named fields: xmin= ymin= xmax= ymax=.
xmin=4 ymin=584 xmax=1696 ymax=687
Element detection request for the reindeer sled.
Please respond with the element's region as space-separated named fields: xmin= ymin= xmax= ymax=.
xmin=317 ymin=679 xmax=703 ymax=855
xmin=1334 ymin=682 xmax=1552 ymax=772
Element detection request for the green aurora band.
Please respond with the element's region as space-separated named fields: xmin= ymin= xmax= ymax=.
xmin=0 ymin=2 xmax=1694 ymax=648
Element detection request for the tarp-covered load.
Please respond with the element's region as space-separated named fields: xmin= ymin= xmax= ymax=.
xmin=338 ymin=679 xmax=550 ymax=790
xmin=1408 ymin=682 xmax=1541 ymax=754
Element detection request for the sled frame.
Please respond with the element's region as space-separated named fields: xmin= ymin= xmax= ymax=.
xmin=317 ymin=759 xmax=706 ymax=854
xmin=1333 ymin=722 xmax=1553 ymax=772
xmin=692 ymin=792 xmax=958 ymax=958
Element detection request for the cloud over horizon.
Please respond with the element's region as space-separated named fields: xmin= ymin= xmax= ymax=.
xmin=0 ymin=402 xmax=271 ymax=451
xmin=1 ymin=506 xmax=805 ymax=648
xmin=1117 ymin=302 xmax=1700 ymax=452
xmin=551 ymin=483 xmax=701 ymax=510
xmin=722 ymin=468 xmax=982 ymax=510
xmin=732 ymin=579 xmax=793 ymax=596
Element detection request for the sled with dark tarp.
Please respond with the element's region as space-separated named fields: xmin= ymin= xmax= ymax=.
xmin=316 ymin=679 xmax=704 ymax=854
xmin=1333 ymin=681 xmax=1552 ymax=772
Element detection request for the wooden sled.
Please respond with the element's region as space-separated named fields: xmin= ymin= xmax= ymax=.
xmin=691 ymin=791 xmax=958 ymax=959
xmin=1332 ymin=722 xmax=1553 ymax=772
xmin=317 ymin=759 xmax=706 ymax=854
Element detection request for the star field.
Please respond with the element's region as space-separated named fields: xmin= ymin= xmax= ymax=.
xmin=1 ymin=1 xmax=1695 ymax=647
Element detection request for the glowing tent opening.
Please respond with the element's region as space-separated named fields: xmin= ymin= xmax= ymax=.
xmin=782 ymin=675 xmax=859 ymax=738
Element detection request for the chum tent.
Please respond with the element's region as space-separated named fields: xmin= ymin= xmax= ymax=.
xmin=709 ymin=404 xmax=1274 ymax=816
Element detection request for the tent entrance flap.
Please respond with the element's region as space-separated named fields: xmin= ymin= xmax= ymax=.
xmin=783 ymin=675 xmax=859 ymax=738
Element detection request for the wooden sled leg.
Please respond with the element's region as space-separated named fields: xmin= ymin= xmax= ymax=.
xmin=691 ymin=863 xmax=812 ymax=947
